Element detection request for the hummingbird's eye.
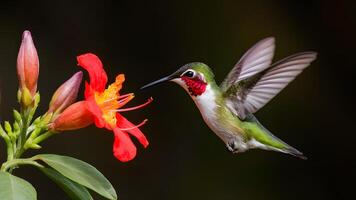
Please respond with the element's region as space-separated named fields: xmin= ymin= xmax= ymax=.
xmin=183 ymin=70 xmax=195 ymax=78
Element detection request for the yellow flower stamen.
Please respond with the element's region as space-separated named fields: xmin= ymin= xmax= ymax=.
xmin=94 ymin=74 xmax=134 ymax=126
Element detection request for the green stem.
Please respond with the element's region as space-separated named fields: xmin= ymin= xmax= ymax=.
xmin=21 ymin=110 xmax=29 ymax=146
xmin=14 ymin=109 xmax=30 ymax=159
xmin=6 ymin=142 xmax=14 ymax=161
xmin=0 ymin=157 xmax=43 ymax=172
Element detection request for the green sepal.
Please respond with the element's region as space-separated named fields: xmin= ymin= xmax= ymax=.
xmin=21 ymin=87 xmax=33 ymax=108
xmin=39 ymin=167 xmax=93 ymax=200
xmin=34 ymin=92 xmax=40 ymax=106
xmin=32 ymin=116 xmax=41 ymax=125
xmin=29 ymin=128 xmax=41 ymax=140
xmin=27 ymin=92 xmax=40 ymax=124
xmin=41 ymin=112 xmax=53 ymax=125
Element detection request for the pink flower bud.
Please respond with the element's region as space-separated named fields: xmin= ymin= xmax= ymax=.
xmin=48 ymin=72 xmax=83 ymax=114
xmin=50 ymin=101 xmax=93 ymax=131
xmin=17 ymin=30 xmax=39 ymax=96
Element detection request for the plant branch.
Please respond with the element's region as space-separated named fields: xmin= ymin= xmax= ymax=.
xmin=0 ymin=157 xmax=43 ymax=172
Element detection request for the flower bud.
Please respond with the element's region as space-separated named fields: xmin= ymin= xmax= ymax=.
xmin=50 ymin=101 xmax=93 ymax=131
xmin=48 ymin=72 xmax=83 ymax=114
xmin=13 ymin=110 xmax=22 ymax=123
xmin=17 ymin=30 xmax=39 ymax=96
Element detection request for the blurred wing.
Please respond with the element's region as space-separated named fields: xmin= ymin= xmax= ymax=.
xmin=226 ymin=52 xmax=317 ymax=119
xmin=221 ymin=37 xmax=275 ymax=90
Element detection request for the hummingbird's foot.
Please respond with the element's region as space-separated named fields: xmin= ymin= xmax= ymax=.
xmin=227 ymin=141 xmax=239 ymax=154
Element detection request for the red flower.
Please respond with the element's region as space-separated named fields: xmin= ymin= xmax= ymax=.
xmin=77 ymin=53 xmax=152 ymax=162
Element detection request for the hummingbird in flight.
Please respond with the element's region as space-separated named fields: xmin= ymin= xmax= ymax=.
xmin=141 ymin=37 xmax=316 ymax=159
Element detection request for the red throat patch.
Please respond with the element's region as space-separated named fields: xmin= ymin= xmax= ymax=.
xmin=181 ymin=76 xmax=207 ymax=96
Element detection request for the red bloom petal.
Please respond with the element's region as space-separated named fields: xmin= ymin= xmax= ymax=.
xmin=113 ymin=128 xmax=137 ymax=162
xmin=116 ymin=113 xmax=149 ymax=148
xmin=85 ymin=95 xmax=107 ymax=128
xmin=84 ymin=82 xmax=95 ymax=99
xmin=77 ymin=53 xmax=108 ymax=92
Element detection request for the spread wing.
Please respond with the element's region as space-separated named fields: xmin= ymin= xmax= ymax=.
xmin=225 ymin=52 xmax=317 ymax=119
xmin=220 ymin=37 xmax=275 ymax=91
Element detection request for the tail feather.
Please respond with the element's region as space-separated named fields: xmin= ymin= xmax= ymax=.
xmin=245 ymin=114 xmax=307 ymax=160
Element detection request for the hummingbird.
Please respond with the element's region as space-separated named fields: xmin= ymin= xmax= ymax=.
xmin=141 ymin=37 xmax=316 ymax=159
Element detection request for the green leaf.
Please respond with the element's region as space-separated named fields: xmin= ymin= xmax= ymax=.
xmin=39 ymin=167 xmax=93 ymax=200
xmin=0 ymin=171 xmax=37 ymax=200
xmin=36 ymin=154 xmax=117 ymax=200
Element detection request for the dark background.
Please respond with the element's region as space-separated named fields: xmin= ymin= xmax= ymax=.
xmin=0 ymin=0 xmax=355 ymax=199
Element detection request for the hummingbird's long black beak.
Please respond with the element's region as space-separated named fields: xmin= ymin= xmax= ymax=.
xmin=140 ymin=75 xmax=174 ymax=90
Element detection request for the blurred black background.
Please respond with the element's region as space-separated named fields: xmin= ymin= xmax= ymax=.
xmin=0 ymin=0 xmax=355 ymax=199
